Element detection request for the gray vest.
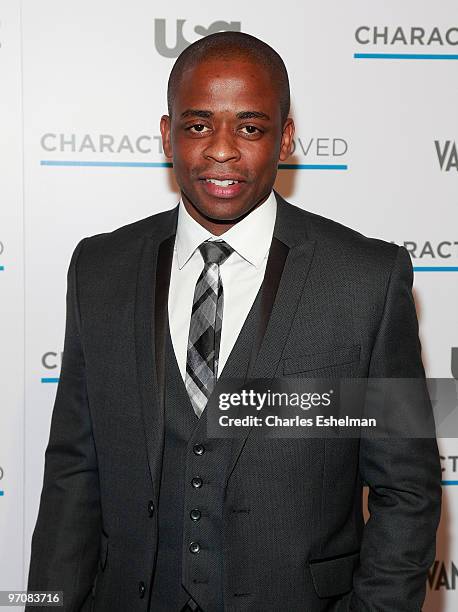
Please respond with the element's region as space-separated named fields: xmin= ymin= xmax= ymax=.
xmin=149 ymin=289 xmax=261 ymax=611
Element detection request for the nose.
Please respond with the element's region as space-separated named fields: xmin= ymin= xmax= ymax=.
xmin=203 ymin=127 xmax=240 ymax=164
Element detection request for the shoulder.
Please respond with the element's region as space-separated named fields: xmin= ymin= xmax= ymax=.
xmin=277 ymin=193 xmax=402 ymax=272
xmin=69 ymin=205 xmax=178 ymax=271
xmin=82 ymin=205 xmax=177 ymax=251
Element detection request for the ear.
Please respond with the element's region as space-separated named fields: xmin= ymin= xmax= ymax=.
xmin=279 ymin=117 xmax=295 ymax=162
xmin=160 ymin=115 xmax=172 ymax=158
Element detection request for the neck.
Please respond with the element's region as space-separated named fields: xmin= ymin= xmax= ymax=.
xmin=181 ymin=192 xmax=271 ymax=236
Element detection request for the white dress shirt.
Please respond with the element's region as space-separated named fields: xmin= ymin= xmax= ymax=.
xmin=168 ymin=191 xmax=277 ymax=381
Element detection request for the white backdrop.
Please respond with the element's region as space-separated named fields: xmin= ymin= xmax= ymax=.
xmin=1 ymin=1 xmax=457 ymax=610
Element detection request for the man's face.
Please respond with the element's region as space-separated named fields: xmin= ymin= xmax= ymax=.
xmin=160 ymin=56 xmax=294 ymax=233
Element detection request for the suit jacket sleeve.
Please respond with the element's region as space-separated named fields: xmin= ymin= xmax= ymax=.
xmin=27 ymin=238 xmax=101 ymax=611
xmin=350 ymin=246 xmax=442 ymax=612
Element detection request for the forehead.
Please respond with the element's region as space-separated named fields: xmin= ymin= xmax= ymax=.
xmin=173 ymin=57 xmax=280 ymax=116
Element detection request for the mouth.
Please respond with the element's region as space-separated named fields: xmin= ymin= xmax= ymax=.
xmin=205 ymin=178 xmax=241 ymax=187
xmin=199 ymin=175 xmax=246 ymax=198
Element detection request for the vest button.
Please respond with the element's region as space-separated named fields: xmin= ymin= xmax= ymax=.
xmin=147 ymin=500 xmax=155 ymax=517
xmin=193 ymin=443 xmax=205 ymax=456
xmin=138 ymin=581 xmax=146 ymax=598
xmin=191 ymin=477 xmax=203 ymax=488
xmin=189 ymin=541 xmax=201 ymax=554
xmin=190 ymin=508 xmax=201 ymax=521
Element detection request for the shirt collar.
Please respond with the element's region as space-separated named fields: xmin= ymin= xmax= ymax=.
xmin=175 ymin=191 xmax=277 ymax=270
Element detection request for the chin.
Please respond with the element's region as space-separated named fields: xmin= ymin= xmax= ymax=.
xmin=211 ymin=210 xmax=248 ymax=223
xmin=200 ymin=203 xmax=247 ymax=221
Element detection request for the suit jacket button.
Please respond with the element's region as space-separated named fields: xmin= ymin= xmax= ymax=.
xmin=147 ymin=500 xmax=155 ymax=517
xmin=193 ymin=443 xmax=205 ymax=456
xmin=189 ymin=541 xmax=201 ymax=554
xmin=191 ymin=477 xmax=203 ymax=488
xmin=138 ymin=581 xmax=146 ymax=598
xmin=190 ymin=508 xmax=201 ymax=521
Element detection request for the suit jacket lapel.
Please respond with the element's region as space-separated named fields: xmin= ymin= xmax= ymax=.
xmin=251 ymin=191 xmax=317 ymax=377
xmin=225 ymin=191 xmax=316 ymax=483
xmin=247 ymin=236 xmax=289 ymax=374
xmin=154 ymin=235 xmax=176 ymax=406
xmin=134 ymin=207 xmax=177 ymax=500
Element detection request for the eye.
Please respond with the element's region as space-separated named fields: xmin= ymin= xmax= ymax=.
xmin=187 ymin=124 xmax=210 ymax=134
xmin=240 ymin=125 xmax=262 ymax=136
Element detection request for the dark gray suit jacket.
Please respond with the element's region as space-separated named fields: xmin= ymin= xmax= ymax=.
xmin=27 ymin=191 xmax=442 ymax=611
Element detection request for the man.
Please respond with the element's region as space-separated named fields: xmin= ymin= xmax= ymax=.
xmin=27 ymin=32 xmax=441 ymax=611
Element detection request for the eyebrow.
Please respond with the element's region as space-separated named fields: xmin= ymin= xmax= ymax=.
xmin=180 ymin=109 xmax=213 ymax=119
xmin=180 ymin=109 xmax=271 ymax=120
xmin=237 ymin=110 xmax=271 ymax=120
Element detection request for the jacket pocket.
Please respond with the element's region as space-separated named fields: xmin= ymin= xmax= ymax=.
xmin=309 ymin=550 xmax=360 ymax=598
xmin=99 ymin=530 xmax=109 ymax=571
xmin=283 ymin=345 xmax=361 ymax=375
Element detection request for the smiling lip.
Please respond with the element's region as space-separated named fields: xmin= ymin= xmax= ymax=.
xmin=199 ymin=176 xmax=246 ymax=198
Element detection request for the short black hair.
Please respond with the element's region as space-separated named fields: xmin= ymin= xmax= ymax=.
xmin=167 ymin=31 xmax=290 ymax=125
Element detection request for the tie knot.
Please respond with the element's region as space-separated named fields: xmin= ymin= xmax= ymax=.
xmin=198 ymin=240 xmax=233 ymax=266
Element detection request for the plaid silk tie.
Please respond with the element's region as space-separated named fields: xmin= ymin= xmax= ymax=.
xmin=185 ymin=240 xmax=234 ymax=418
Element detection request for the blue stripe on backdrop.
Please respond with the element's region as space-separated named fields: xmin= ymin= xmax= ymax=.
xmin=354 ymin=53 xmax=458 ymax=60
xmin=40 ymin=160 xmax=348 ymax=170
xmin=414 ymin=267 xmax=458 ymax=272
